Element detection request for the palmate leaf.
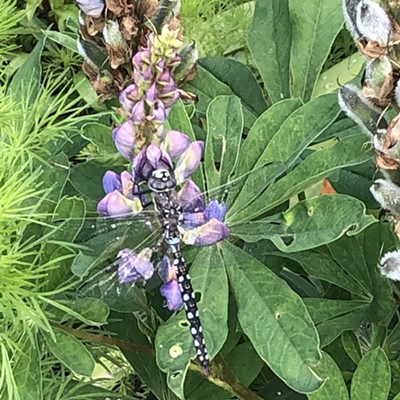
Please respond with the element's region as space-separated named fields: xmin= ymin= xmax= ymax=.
xmin=267 ymin=223 xmax=396 ymax=346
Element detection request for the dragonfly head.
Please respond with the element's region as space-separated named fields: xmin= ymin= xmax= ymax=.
xmin=148 ymin=168 xmax=177 ymax=192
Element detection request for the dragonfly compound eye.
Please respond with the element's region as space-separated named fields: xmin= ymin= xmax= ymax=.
xmin=148 ymin=168 xmax=177 ymax=192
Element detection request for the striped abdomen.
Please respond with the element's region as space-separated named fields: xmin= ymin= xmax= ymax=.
xmin=171 ymin=244 xmax=210 ymax=375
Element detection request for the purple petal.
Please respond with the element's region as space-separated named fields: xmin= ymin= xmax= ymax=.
xmin=174 ymin=141 xmax=203 ymax=183
xmin=145 ymin=83 xmax=158 ymax=104
xmin=160 ymin=280 xmax=183 ymax=311
xmin=204 ymin=200 xmax=228 ymax=222
xmin=131 ymin=100 xmax=146 ymax=124
xmin=117 ymin=248 xmax=154 ymax=284
xmin=112 ymin=120 xmax=135 ymax=160
xmin=148 ymin=100 xmax=167 ymax=125
xmin=132 ymin=50 xmax=151 ymax=70
xmin=102 ymin=171 xmax=122 ymax=194
xmin=183 ymin=211 xmax=206 ymax=229
xmin=178 ymin=179 xmax=205 ymax=212
xmin=162 ymin=130 xmax=190 ymax=159
xmin=97 ymin=191 xmax=141 ymax=217
xmin=133 ymin=144 xmax=173 ymax=181
xmin=76 ymin=0 xmax=104 ymax=17
xmin=158 ymin=256 xmax=176 ymax=282
xmin=119 ymin=84 xmax=140 ymax=113
xmin=183 ymin=219 xmax=230 ymax=246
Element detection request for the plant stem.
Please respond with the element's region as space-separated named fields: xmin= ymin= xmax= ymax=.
xmin=51 ymin=322 xmax=155 ymax=356
xmin=205 ymin=354 xmax=264 ymax=400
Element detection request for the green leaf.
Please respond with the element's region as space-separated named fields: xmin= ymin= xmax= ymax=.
xmin=350 ymin=348 xmax=390 ymax=400
xmin=69 ymin=161 xmax=109 ymax=201
xmin=281 ymin=252 xmax=371 ymax=298
xmin=232 ymin=195 xmax=376 ymax=252
xmin=304 ymin=299 xmax=369 ymax=325
xmin=36 ymin=152 xmax=70 ymax=202
xmin=227 ymin=93 xmax=342 ymax=220
xmin=248 ymin=0 xmax=291 ymax=102
xmin=307 ymin=351 xmax=349 ymax=400
xmin=316 ymin=308 xmax=366 ymax=347
xmin=14 ymin=340 xmax=42 ymax=400
xmin=74 ymin=72 xmax=104 ymax=111
xmin=82 ymin=122 xmax=116 ymax=154
xmin=168 ymin=100 xmax=196 ymax=141
xmin=68 ymin=298 xmax=110 ymax=325
xmin=185 ymin=64 xmax=256 ymax=128
xmin=225 ymin=342 xmax=265 ymax=386
xmin=42 ymin=30 xmax=78 ymax=52
xmin=289 ymin=0 xmax=344 ymax=101
xmin=156 ymin=247 xmax=228 ymax=378
xmin=341 ymin=331 xmax=362 ymax=365
xmin=327 ymin=223 xmax=396 ymax=323
xmin=108 ymin=312 xmax=178 ymax=400
xmin=204 ymin=95 xmax=243 ymax=190
xmin=236 ymin=98 xmax=302 ymax=176
xmin=8 ymin=37 xmax=44 ymax=105
xmin=313 ymin=53 xmax=364 ymax=98
xmin=223 ymin=241 xmax=323 ymax=393
xmin=199 ymin=57 xmax=268 ymax=116
xmin=44 ymin=328 xmax=95 ymax=377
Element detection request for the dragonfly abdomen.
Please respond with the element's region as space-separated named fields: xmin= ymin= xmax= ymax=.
xmin=172 ymin=247 xmax=211 ymax=375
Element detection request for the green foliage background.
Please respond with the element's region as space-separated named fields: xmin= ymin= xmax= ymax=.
xmin=1 ymin=0 xmax=398 ymax=399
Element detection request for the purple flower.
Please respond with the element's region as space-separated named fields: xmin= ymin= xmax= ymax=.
xmin=97 ymin=191 xmax=142 ymax=217
xmin=98 ymin=171 xmax=143 ymax=217
xmin=174 ymin=141 xmax=203 ymax=183
xmin=117 ymin=248 xmax=154 ymax=284
xmin=162 ymin=130 xmax=190 ymax=159
xmin=76 ymin=0 xmax=104 ymax=17
xmin=178 ymin=180 xmax=230 ymax=246
xmin=158 ymin=256 xmax=183 ymax=311
xmin=131 ymin=100 xmax=146 ymax=124
xmin=120 ymin=84 xmax=141 ymax=113
xmin=204 ymin=200 xmax=228 ymax=222
xmin=157 ymin=69 xmax=180 ymax=109
xmin=112 ymin=120 xmax=136 ymax=160
xmin=160 ymin=280 xmax=183 ymax=311
xmin=133 ymin=50 xmax=153 ymax=83
xmin=133 ymin=144 xmax=174 ymax=182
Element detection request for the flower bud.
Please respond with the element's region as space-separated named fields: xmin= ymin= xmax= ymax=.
xmin=173 ymin=43 xmax=199 ymax=82
xmin=378 ymin=250 xmax=400 ymax=281
xmin=370 ymin=178 xmax=400 ymax=216
xmin=103 ymin=20 xmax=129 ymax=68
xmin=343 ymin=0 xmax=362 ymax=40
xmin=112 ymin=120 xmax=136 ymax=160
xmin=356 ymin=0 xmax=393 ymax=46
xmin=338 ymin=84 xmax=388 ymax=138
xmin=77 ymin=37 xmax=108 ymax=71
xmin=364 ymin=56 xmax=393 ymax=94
xmin=160 ymin=280 xmax=183 ymax=311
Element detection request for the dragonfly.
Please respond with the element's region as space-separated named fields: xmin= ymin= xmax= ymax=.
xmin=61 ymin=160 xmax=275 ymax=375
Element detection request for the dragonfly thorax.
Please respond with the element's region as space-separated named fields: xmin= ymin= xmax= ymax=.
xmin=148 ymin=168 xmax=176 ymax=192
